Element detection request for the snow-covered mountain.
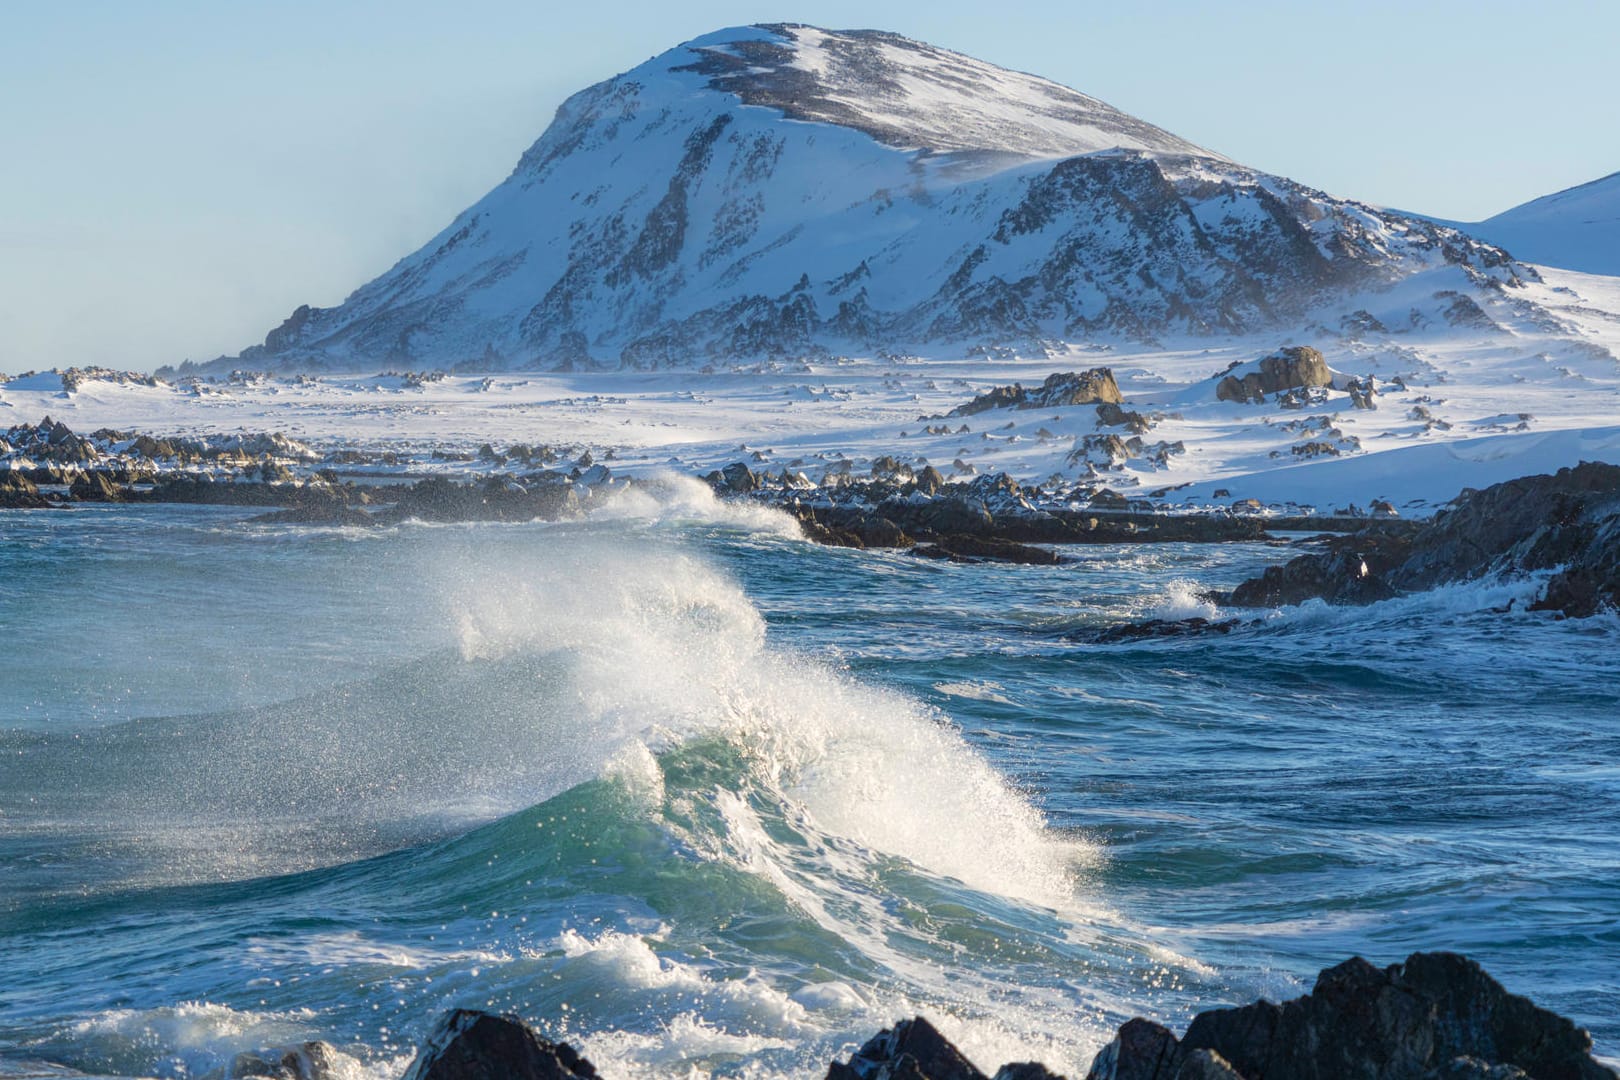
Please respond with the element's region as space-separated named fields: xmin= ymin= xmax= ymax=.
xmin=199 ymin=24 xmax=1537 ymax=374
xmin=1449 ymin=171 xmax=1620 ymax=278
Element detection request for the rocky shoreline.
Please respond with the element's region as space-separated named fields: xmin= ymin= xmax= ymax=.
xmin=1215 ymin=461 xmax=1620 ymax=619
xmin=172 ymin=952 xmax=1615 ymax=1080
xmin=0 ymin=416 xmax=1382 ymax=555
xmin=5 ymin=416 xmax=1618 ymax=613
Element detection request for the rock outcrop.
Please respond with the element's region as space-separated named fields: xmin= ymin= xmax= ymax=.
xmin=358 ymin=953 xmax=1614 ymax=1080
xmin=1224 ymin=529 xmax=1411 ymax=608
xmin=1224 ymin=462 xmax=1620 ymax=617
xmin=1085 ymin=952 xmax=1615 ymax=1080
xmin=819 ymin=953 xmax=1613 ymax=1080
xmin=782 ymin=472 xmax=1269 ymax=553
xmin=402 ymin=1010 xmax=598 ymax=1080
xmin=69 ymin=471 xmax=123 ymax=502
xmin=950 ymin=369 xmax=1123 ymax=416
xmin=1215 ymin=347 xmax=1331 ymax=404
xmin=827 ymin=1016 xmax=990 ymax=1080
xmin=201 ymin=1040 xmax=346 ymax=1080
xmin=0 ymin=471 xmax=52 ymax=509
xmin=371 ymin=476 xmax=584 ymax=526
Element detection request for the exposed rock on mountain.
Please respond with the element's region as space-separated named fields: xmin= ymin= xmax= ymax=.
xmin=186 ymin=25 xmax=1534 ymax=375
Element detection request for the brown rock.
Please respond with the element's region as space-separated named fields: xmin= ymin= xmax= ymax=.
xmin=1216 ymin=346 xmax=1331 ymax=404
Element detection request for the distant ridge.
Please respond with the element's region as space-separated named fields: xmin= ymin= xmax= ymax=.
xmin=1446 ymin=170 xmax=1620 ymax=278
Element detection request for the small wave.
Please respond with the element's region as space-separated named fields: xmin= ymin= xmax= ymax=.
xmin=933 ymin=680 xmax=1017 ymax=705
xmin=30 ymin=1002 xmax=382 ymax=1080
xmin=1256 ymin=569 xmax=1559 ymax=630
xmin=590 ymin=471 xmax=806 ymax=539
xmin=1143 ymin=579 xmax=1221 ymax=622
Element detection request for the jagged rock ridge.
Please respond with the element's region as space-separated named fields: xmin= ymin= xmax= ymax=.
xmin=194 ymin=24 xmax=1535 ymax=375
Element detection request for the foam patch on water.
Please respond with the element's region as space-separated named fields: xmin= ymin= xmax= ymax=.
xmin=509 ymin=926 xmax=1116 ymax=1079
xmin=1145 ymin=579 xmax=1220 ymax=621
xmin=933 ymin=680 xmax=1016 ymax=705
xmin=243 ymin=931 xmax=510 ymax=971
xmin=591 ymin=471 xmax=806 ymax=539
xmin=44 ymin=1002 xmax=374 ymax=1079
xmin=1259 ymin=568 xmax=1559 ymax=629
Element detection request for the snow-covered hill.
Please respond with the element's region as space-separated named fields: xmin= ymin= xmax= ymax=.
xmin=186 ymin=24 xmax=1539 ymax=375
xmin=1451 ymin=171 xmax=1620 ymax=278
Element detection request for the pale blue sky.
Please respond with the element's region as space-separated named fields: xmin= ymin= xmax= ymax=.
xmin=3 ymin=0 xmax=1615 ymax=372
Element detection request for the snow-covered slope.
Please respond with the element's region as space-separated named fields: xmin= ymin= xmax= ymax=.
xmin=668 ymin=24 xmax=1218 ymax=161
xmin=1452 ymin=171 xmax=1620 ymax=278
xmin=194 ymin=24 xmax=1537 ymax=375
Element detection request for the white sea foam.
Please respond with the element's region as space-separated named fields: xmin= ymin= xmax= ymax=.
xmin=1145 ymin=579 xmax=1220 ymax=621
xmin=1259 ymin=567 xmax=1559 ymax=629
xmin=441 ymin=541 xmax=1089 ymax=908
xmin=243 ymin=931 xmax=509 ymax=971
xmin=425 ymin=540 xmax=1130 ymax=1073
xmin=57 ymin=1002 xmax=373 ymax=1080
xmin=591 ymin=470 xmax=806 ymax=539
xmin=933 ymin=679 xmax=1017 ymax=705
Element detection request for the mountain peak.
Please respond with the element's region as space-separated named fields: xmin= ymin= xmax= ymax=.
xmin=661 ymin=23 xmax=1218 ymax=162
xmin=203 ymin=23 xmax=1528 ymax=374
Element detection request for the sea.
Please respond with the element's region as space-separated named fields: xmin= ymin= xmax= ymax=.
xmin=2 ymin=484 xmax=1617 ymax=1078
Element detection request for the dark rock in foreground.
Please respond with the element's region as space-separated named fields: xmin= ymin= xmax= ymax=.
xmin=364 ymin=952 xmax=1612 ymax=1080
xmin=828 ymin=1016 xmax=990 ymax=1080
xmin=1223 ymin=462 xmax=1620 ymax=617
xmin=823 ymin=953 xmax=1613 ymax=1080
xmin=201 ymin=1040 xmax=343 ymax=1080
xmin=1085 ymin=952 xmax=1614 ymax=1080
xmin=403 ymin=1010 xmax=598 ymax=1080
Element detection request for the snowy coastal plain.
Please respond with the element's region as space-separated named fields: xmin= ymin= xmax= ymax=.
xmin=5 ymin=267 xmax=1619 ymax=516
